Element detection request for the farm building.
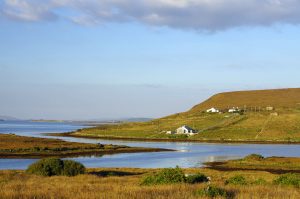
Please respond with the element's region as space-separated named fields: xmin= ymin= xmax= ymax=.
xmin=266 ymin=106 xmax=274 ymax=111
xmin=176 ymin=125 xmax=197 ymax=135
xmin=228 ymin=107 xmax=240 ymax=113
xmin=206 ymin=107 xmax=219 ymax=113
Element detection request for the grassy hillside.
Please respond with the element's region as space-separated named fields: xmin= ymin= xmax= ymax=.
xmin=67 ymin=88 xmax=300 ymax=143
xmin=190 ymin=88 xmax=300 ymax=112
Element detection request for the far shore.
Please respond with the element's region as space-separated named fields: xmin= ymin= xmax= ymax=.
xmin=0 ymin=134 xmax=173 ymax=159
xmin=51 ymin=132 xmax=300 ymax=145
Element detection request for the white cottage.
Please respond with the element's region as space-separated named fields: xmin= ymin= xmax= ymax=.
xmin=206 ymin=108 xmax=219 ymax=113
xmin=176 ymin=125 xmax=197 ymax=135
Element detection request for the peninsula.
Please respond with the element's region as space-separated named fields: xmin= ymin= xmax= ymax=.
xmin=58 ymin=88 xmax=300 ymax=144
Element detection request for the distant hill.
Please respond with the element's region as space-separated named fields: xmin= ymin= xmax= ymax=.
xmin=0 ymin=115 xmax=19 ymax=121
xmin=121 ymin=118 xmax=153 ymax=122
xmin=190 ymin=88 xmax=300 ymax=112
xmin=72 ymin=87 xmax=300 ymax=143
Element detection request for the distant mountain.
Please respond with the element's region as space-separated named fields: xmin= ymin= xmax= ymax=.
xmin=0 ymin=115 xmax=19 ymax=121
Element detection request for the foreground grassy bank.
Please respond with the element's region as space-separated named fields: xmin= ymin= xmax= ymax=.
xmin=1 ymin=167 xmax=300 ymax=199
xmin=0 ymin=134 xmax=171 ymax=158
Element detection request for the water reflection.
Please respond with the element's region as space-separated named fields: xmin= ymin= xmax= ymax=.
xmin=1 ymin=121 xmax=300 ymax=170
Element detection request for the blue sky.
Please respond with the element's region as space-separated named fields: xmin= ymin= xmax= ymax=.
xmin=1 ymin=0 xmax=300 ymax=120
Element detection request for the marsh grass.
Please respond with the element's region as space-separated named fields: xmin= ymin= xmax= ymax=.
xmin=1 ymin=168 xmax=300 ymax=199
xmin=206 ymin=155 xmax=300 ymax=172
xmin=0 ymin=134 xmax=164 ymax=158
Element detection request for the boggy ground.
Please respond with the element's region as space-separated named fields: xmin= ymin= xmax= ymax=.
xmin=0 ymin=134 xmax=171 ymax=158
xmin=0 ymin=168 xmax=300 ymax=199
xmin=205 ymin=155 xmax=300 ymax=174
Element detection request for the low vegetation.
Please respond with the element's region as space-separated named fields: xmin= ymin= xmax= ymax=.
xmin=26 ymin=158 xmax=85 ymax=176
xmin=185 ymin=173 xmax=209 ymax=184
xmin=141 ymin=167 xmax=186 ymax=185
xmin=142 ymin=167 xmax=209 ymax=186
xmin=1 ymin=167 xmax=300 ymax=198
xmin=225 ymin=175 xmax=248 ymax=185
xmin=274 ymin=173 xmax=300 ymax=187
xmin=196 ymin=186 xmax=232 ymax=198
xmin=205 ymin=154 xmax=300 ymax=173
xmin=0 ymin=134 xmax=169 ymax=158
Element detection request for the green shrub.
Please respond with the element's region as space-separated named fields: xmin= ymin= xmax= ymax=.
xmin=252 ymin=178 xmax=267 ymax=185
xmin=244 ymin=154 xmax=264 ymax=161
xmin=26 ymin=158 xmax=64 ymax=176
xmin=26 ymin=158 xmax=85 ymax=177
xmin=225 ymin=175 xmax=247 ymax=185
xmin=141 ymin=166 xmax=186 ymax=185
xmin=274 ymin=173 xmax=300 ymax=187
xmin=62 ymin=160 xmax=85 ymax=176
xmin=196 ymin=186 xmax=230 ymax=198
xmin=185 ymin=173 xmax=208 ymax=184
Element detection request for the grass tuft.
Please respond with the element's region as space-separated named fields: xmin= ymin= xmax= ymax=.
xmin=274 ymin=173 xmax=300 ymax=187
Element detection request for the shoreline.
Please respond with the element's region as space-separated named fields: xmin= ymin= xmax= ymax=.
xmin=0 ymin=147 xmax=173 ymax=159
xmin=204 ymin=161 xmax=300 ymax=174
xmin=51 ymin=132 xmax=300 ymax=145
xmin=0 ymin=134 xmax=173 ymax=159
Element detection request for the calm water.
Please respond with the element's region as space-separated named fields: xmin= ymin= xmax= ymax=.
xmin=1 ymin=121 xmax=300 ymax=170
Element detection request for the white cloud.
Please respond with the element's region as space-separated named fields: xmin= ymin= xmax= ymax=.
xmin=1 ymin=0 xmax=300 ymax=31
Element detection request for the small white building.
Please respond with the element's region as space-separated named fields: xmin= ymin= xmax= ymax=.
xmin=266 ymin=106 xmax=274 ymax=111
xmin=176 ymin=125 xmax=197 ymax=135
xmin=166 ymin=131 xmax=175 ymax=135
xmin=228 ymin=107 xmax=240 ymax=113
xmin=206 ymin=107 xmax=220 ymax=113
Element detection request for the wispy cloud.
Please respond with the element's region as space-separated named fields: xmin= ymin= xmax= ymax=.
xmin=1 ymin=0 xmax=300 ymax=31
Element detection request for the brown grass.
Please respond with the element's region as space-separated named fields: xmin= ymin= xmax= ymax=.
xmin=0 ymin=134 xmax=169 ymax=158
xmin=205 ymin=156 xmax=300 ymax=174
xmin=0 ymin=168 xmax=300 ymax=199
xmin=0 ymin=134 xmax=97 ymax=150
xmin=191 ymin=88 xmax=300 ymax=112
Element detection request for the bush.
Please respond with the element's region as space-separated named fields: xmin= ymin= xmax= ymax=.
xmin=186 ymin=173 xmax=208 ymax=184
xmin=244 ymin=154 xmax=264 ymax=161
xmin=26 ymin=158 xmax=85 ymax=177
xmin=252 ymin=178 xmax=267 ymax=185
xmin=225 ymin=175 xmax=247 ymax=185
xmin=274 ymin=173 xmax=300 ymax=187
xmin=141 ymin=166 xmax=186 ymax=185
xmin=62 ymin=160 xmax=85 ymax=176
xmin=26 ymin=158 xmax=64 ymax=176
xmin=196 ymin=186 xmax=231 ymax=198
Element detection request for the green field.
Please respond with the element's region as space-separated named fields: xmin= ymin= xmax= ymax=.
xmin=66 ymin=88 xmax=300 ymax=143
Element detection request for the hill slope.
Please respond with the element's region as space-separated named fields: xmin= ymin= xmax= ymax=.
xmin=69 ymin=88 xmax=300 ymax=143
xmin=190 ymin=88 xmax=300 ymax=112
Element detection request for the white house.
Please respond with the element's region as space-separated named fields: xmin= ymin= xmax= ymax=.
xmin=176 ymin=125 xmax=197 ymax=135
xmin=206 ymin=108 xmax=220 ymax=113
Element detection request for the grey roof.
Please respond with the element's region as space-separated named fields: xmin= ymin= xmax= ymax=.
xmin=182 ymin=125 xmax=196 ymax=131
